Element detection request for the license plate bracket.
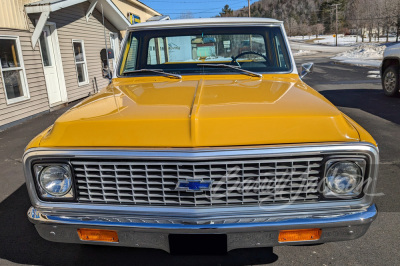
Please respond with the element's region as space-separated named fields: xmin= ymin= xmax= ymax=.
xmin=169 ymin=234 xmax=228 ymax=255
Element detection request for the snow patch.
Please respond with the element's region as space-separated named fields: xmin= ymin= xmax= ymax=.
xmin=367 ymin=70 xmax=381 ymax=79
xmin=289 ymin=35 xmax=399 ymax=47
xmin=292 ymin=50 xmax=317 ymax=56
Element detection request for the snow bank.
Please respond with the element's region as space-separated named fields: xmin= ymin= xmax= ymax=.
xmin=331 ymin=43 xmax=385 ymax=67
xmin=333 ymin=44 xmax=386 ymax=60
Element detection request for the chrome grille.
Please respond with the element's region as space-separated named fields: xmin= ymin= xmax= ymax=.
xmin=72 ymin=156 xmax=323 ymax=207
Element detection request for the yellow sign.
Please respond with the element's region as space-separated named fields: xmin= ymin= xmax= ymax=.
xmin=128 ymin=13 xmax=141 ymax=24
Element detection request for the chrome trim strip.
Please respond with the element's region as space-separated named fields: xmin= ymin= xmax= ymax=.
xmin=128 ymin=22 xmax=283 ymax=31
xmin=28 ymin=204 xmax=377 ymax=232
xmin=24 ymin=142 xmax=378 ymax=159
xmin=128 ymin=19 xmax=283 ymax=31
xmin=23 ymin=142 xmax=379 ymax=218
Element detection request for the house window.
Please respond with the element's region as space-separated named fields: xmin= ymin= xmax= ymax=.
xmin=72 ymin=40 xmax=89 ymax=86
xmin=0 ymin=36 xmax=30 ymax=104
xmin=39 ymin=30 xmax=51 ymax=67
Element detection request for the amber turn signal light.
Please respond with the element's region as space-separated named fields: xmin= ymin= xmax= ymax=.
xmin=77 ymin=228 xmax=119 ymax=243
xmin=278 ymin=228 xmax=321 ymax=243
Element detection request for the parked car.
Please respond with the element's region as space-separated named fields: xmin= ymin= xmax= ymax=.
xmin=381 ymin=43 xmax=400 ymax=96
xmin=24 ymin=18 xmax=378 ymax=254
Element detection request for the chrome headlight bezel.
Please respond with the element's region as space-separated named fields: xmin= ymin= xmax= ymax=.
xmin=33 ymin=162 xmax=74 ymax=200
xmin=323 ymin=158 xmax=367 ymax=198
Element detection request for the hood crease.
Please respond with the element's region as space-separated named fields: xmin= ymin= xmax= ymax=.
xmin=190 ymin=79 xmax=204 ymax=146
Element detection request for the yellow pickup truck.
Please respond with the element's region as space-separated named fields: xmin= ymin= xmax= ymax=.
xmin=24 ymin=18 xmax=378 ymax=253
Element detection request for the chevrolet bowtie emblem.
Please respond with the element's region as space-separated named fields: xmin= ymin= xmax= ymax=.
xmin=175 ymin=179 xmax=213 ymax=192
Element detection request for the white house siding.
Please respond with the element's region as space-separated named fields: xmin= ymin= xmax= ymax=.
xmin=0 ymin=28 xmax=49 ymax=127
xmin=29 ymin=1 xmax=122 ymax=102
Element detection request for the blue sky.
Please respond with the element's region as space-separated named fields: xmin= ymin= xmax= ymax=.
xmin=142 ymin=0 xmax=257 ymax=19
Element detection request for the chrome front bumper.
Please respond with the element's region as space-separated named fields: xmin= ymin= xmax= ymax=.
xmin=28 ymin=204 xmax=377 ymax=252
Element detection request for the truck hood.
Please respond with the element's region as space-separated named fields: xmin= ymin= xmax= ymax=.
xmin=39 ymin=74 xmax=360 ymax=147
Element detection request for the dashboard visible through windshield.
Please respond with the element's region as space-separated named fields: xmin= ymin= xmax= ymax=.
xmin=118 ymin=26 xmax=292 ymax=77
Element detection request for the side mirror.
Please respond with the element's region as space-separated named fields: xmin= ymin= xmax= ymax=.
xmin=300 ymin=62 xmax=314 ymax=79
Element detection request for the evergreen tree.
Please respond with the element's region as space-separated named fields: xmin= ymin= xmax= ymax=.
xmin=219 ymin=5 xmax=233 ymax=17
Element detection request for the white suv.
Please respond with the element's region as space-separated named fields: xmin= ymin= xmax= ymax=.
xmin=381 ymin=43 xmax=400 ymax=96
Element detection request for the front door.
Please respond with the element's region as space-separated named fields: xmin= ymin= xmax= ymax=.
xmin=39 ymin=25 xmax=65 ymax=105
xmin=110 ymin=32 xmax=120 ymax=71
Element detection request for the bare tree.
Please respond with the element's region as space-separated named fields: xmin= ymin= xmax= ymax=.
xmin=350 ymin=0 xmax=363 ymax=42
xmin=313 ymin=24 xmax=325 ymax=38
xmin=227 ymin=0 xmax=399 ymax=42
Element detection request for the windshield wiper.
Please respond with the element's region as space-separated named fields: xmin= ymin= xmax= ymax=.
xmin=123 ymin=69 xmax=182 ymax=79
xmin=197 ymin=64 xmax=262 ymax=78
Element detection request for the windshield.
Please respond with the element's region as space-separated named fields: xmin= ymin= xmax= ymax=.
xmin=119 ymin=26 xmax=292 ymax=76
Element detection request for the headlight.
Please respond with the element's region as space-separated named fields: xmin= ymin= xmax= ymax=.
xmin=324 ymin=160 xmax=365 ymax=197
xmin=34 ymin=164 xmax=73 ymax=198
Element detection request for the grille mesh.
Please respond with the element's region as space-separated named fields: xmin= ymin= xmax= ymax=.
xmin=72 ymin=156 xmax=323 ymax=207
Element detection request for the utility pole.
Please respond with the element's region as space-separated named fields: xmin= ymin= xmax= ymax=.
xmin=248 ymin=0 xmax=251 ymax=17
xmin=332 ymin=4 xmax=341 ymax=47
xmin=101 ymin=4 xmax=111 ymax=78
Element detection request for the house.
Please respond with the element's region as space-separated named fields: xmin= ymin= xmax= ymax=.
xmin=112 ymin=0 xmax=161 ymax=25
xmin=0 ymin=0 xmax=160 ymax=129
